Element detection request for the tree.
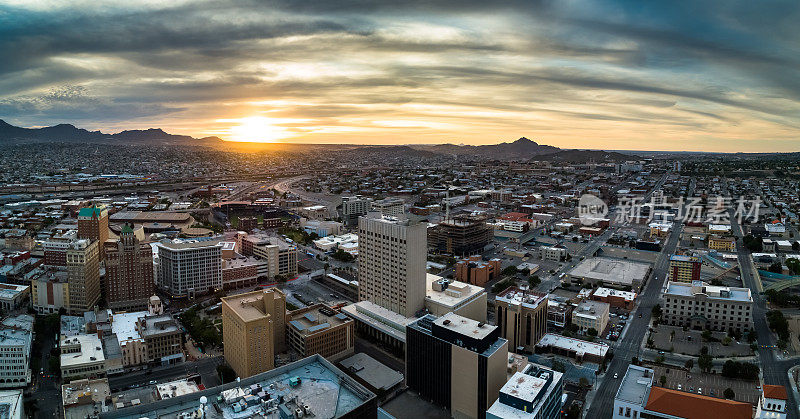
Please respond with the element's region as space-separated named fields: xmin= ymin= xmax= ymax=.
xmin=684 ymin=359 xmax=694 ymax=370
xmin=660 ymin=375 xmax=667 ymax=386
xmin=768 ymin=262 xmax=783 ymax=274
xmin=587 ymin=328 xmax=598 ymax=337
xmin=528 ymin=275 xmax=541 ymax=288
xmin=766 ymin=310 xmax=790 ymax=341
xmin=651 ymin=304 xmax=662 ymax=319
xmin=502 ymin=266 xmax=519 ymax=276
xmin=579 ymin=377 xmax=590 ymax=388
xmin=698 ymin=353 xmax=713 ymax=372
xmin=723 ymin=388 xmax=735 ymax=399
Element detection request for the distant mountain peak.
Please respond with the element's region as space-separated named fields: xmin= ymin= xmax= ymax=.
xmin=513 ymin=137 xmax=537 ymax=145
xmin=0 ymin=120 xmax=222 ymax=145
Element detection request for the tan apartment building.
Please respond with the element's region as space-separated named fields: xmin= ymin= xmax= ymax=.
xmin=708 ymin=235 xmax=736 ymax=252
xmin=572 ymin=300 xmax=610 ymax=335
xmin=669 ymin=255 xmax=701 ymax=283
xmin=495 ymin=286 xmax=548 ymax=353
xmin=221 ymin=288 xmax=286 ymax=378
xmin=66 ymin=239 xmax=101 ymax=313
xmin=286 ymin=304 xmax=354 ymax=361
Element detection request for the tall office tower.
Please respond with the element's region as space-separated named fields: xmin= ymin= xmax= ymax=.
xmin=157 ymin=239 xmax=222 ymax=298
xmin=495 ymin=287 xmax=549 ymax=352
xmin=221 ymin=289 xmax=286 ymax=378
xmin=668 ymin=255 xmax=701 ymax=282
xmin=406 ymin=312 xmax=509 ymax=419
xmin=357 ymin=212 xmax=426 ymax=317
xmin=66 ymin=239 xmax=101 ymax=312
xmin=105 ymin=224 xmax=154 ymax=311
xmin=77 ymin=206 xmax=109 ymax=261
xmin=339 ymin=196 xmax=372 ymax=226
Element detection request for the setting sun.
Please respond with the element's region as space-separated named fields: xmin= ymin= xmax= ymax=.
xmin=221 ymin=116 xmax=296 ymax=143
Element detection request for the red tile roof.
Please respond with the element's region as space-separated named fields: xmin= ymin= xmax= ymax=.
xmin=645 ymin=387 xmax=752 ymax=419
xmin=763 ymin=385 xmax=788 ymax=400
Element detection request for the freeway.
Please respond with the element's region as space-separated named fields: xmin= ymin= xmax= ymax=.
xmin=585 ymin=173 xmax=684 ymax=418
xmin=725 ymin=181 xmax=799 ymax=418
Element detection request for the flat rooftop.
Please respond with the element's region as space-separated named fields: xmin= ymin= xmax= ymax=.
xmin=287 ymin=305 xmax=351 ymax=336
xmin=434 ymin=311 xmax=495 ymax=341
xmin=536 ymin=333 xmax=609 ymax=358
xmin=61 ymin=334 xmax=105 ymax=368
xmin=156 ymin=378 xmax=200 ymax=400
xmin=569 ymin=257 xmax=651 ymax=285
xmin=0 ymin=283 xmax=28 ymax=301
xmin=111 ymin=311 xmax=145 ymax=344
xmin=592 ymin=287 xmax=636 ymax=301
xmin=615 ymin=365 xmax=653 ymax=406
xmin=0 ymin=315 xmax=33 ymax=348
xmin=341 ymin=301 xmax=415 ymax=343
xmin=110 ymin=211 xmax=192 ymax=223
xmin=157 ymin=237 xmax=223 ymax=250
xmin=339 ymin=353 xmax=403 ymax=392
xmin=496 ymin=286 xmax=548 ymax=309
xmin=425 ymin=274 xmax=485 ymax=308
xmin=664 ymin=281 xmax=752 ymax=303
xmin=104 ymin=355 xmax=375 ymax=419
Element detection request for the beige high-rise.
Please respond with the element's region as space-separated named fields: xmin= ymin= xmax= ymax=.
xmin=66 ymin=239 xmax=101 ymax=313
xmin=357 ymin=212 xmax=426 ymax=318
xmin=221 ymin=289 xmax=286 ymax=379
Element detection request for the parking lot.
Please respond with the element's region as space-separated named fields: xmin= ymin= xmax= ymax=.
xmin=648 ymin=364 xmax=761 ymax=404
xmin=650 ymin=325 xmax=753 ymax=357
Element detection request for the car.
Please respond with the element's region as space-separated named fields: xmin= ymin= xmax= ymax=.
xmin=614 ymin=373 xmax=618 ymax=379
xmin=710 ymin=390 xmax=716 ymax=396
xmin=330 ymin=293 xmax=336 ymax=298
xmin=638 ymin=313 xmax=642 ymax=318
xmin=689 ymin=386 xmax=694 ymax=392
xmin=677 ymin=384 xmax=682 ymax=391
xmin=698 ymin=388 xmax=702 ymax=394
xmin=149 ymin=380 xmax=157 ymax=385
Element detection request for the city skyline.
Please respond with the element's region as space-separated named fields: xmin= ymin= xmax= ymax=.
xmin=1 ymin=1 xmax=798 ymax=152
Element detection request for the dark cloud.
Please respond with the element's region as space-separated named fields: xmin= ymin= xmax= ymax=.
xmin=0 ymin=0 xmax=797 ymax=150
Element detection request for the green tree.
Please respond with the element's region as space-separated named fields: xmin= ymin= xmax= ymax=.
xmin=552 ymin=360 xmax=566 ymax=373
xmin=587 ymin=328 xmax=598 ymax=337
xmin=698 ymin=353 xmax=713 ymax=373
xmin=660 ymin=375 xmax=667 ymax=386
xmin=723 ymin=387 xmax=735 ymax=399
xmin=651 ymin=304 xmax=662 ymax=319
xmin=502 ymin=266 xmax=519 ymax=276
xmin=685 ymin=359 xmax=694 ymax=370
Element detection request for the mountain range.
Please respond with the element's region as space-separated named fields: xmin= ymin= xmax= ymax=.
xmin=0 ymin=119 xmax=631 ymax=161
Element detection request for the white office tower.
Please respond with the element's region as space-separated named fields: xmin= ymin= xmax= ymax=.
xmin=157 ymin=239 xmax=223 ymax=298
xmin=357 ymin=212 xmax=426 ymax=317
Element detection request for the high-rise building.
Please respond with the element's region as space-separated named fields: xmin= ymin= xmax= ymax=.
xmin=157 ymin=239 xmax=222 ymax=298
xmin=668 ymin=255 xmax=701 ymax=283
xmin=427 ymin=213 xmax=491 ymax=256
xmin=495 ymin=287 xmax=548 ymax=352
xmin=339 ymin=196 xmax=372 ymax=226
xmin=357 ymin=212 xmax=426 ymax=317
xmin=77 ymin=206 xmax=109 ymax=261
xmin=237 ymin=233 xmax=298 ymax=279
xmin=487 ymin=363 xmax=564 ymax=419
xmin=221 ymin=289 xmax=286 ymax=379
xmin=66 ymin=239 xmax=101 ymax=313
xmin=406 ymin=312 xmax=508 ymax=419
xmin=42 ymin=230 xmax=78 ymax=266
xmin=105 ymin=224 xmax=154 ymax=311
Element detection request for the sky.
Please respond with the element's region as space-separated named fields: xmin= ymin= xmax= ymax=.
xmin=1 ymin=0 xmax=799 ymax=152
